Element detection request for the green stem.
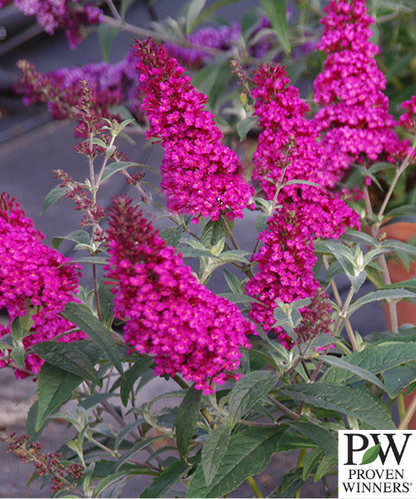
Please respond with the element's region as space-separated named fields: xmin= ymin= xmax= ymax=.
xmin=398 ymin=392 xmax=406 ymax=426
xmin=246 ymin=476 xmax=263 ymax=498
xmin=363 ymin=186 xmax=398 ymax=333
xmin=295 ymin=448 xmax=307 ymax=498
xmin=398 ymin=391 xmax=416 ymax=430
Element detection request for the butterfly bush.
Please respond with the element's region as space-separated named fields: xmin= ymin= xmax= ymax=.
xmin=311 ymin=0 xmax=406 ymax=187
xmin=135 ymin=39 xmax=254 ymax=222
xmin=398 ymin=96 xmax=416 ymax=136
xmin=245 ymin=63 xmax=360 ymax=347
xmin=15 ymin=49 xmax=143 ymax=127
xmin=0 ymin=194 xmax=86 ymax=378
xmin=105 ymin=196 xmax=255 ymax=394
xmin=164 ymin=24 xmax=241 ymax=69
xmin=0 ymin=0 xmax=102 ymax=49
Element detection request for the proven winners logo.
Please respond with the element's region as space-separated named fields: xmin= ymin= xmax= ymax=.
xmin=339 ymin=431 xmax=416 ymax=498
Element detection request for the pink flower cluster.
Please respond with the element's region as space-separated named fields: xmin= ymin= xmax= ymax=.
xmin=134 ymin=39 xmax=254 ymax=222
xmin=15 ymin=49 xmax=143 ymax=126
xmin=0 ymin=194 xmax=86 ymax=378
xmin=311 ymin=0 xmax=404 ymax=187
xmin=398 ymin=96 xmax=416 ymax=135
xmin=164 ymin=24 xmax=241 ymax=69
xmin=246 ymin=63 xmax=359 ymax=346
xmin=0 ymin=0 xmax=103 ymax=49
xmin=105 ymin=196 xmax=255 ymax=394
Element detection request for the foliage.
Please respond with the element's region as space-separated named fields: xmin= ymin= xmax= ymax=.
xmin=1 ymin=0 xmax=416 ymax=498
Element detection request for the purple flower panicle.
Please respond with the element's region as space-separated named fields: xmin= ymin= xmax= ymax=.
xmin=105 ymin=196 xmax=255 ymax=394
xmin=311 ymin=0 xmax=406 ymax=187
xmin=135 ymin=39 xmax=254 ymax=222
xmin=246 ymin=63 xmax=359 ymax=346
xmin=0 ymin=194 xmax=86 ymax=378
xmin=15 ymin=49 xmax=143 ymax=127
xmin=3 ymin=0 xmax=103 ymax=49
xmin=164 ymin=24 xmax=241 ymax=69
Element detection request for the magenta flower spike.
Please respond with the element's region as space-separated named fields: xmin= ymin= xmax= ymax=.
xmin=0 ymin=193 xmax=86 ymax=378
xmin=134 ymin=39 xmax=254 ymax=222
xmin=105 ymin=196 xmax=255 ymax=394
xmin=246 ymin=62 xmax=360 ymax=347
xmin=312 ymin=0 xmax=405 ymax=187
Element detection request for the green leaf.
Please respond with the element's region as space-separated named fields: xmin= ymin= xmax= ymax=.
xmin=216 ymin=292 xmax=262 ymax=304
xmin=279 ymin=383 xmax=396 ymax=429
xmin=343 ymin=229 xmax=379 ymax=247
xmin=100 ymin=161 xmax=150 ymax=184
xmin=186 ymin=0 xmax=206 ymax=35
xmin=40 ymin=185 xmax=68 ymax=215
xmin=314 ymin=454 xmax=337 ymax=482
xmin=113 ymin=436 xmax=165 ymax=472
xmin=294 ymin=422 xmax=337 ymax=456
xmin=52 ymin=229 xmax=91 ymax=250
xmin=194 ymin=0 xmax=245 ymax=26
xmin=260 ymin=0 xmax=290 ymax=54
xmin=98 ymin=278 xmax=115 ymax=326
xmin=98 ymin=24 xmax=120 ymax=62
xmin=319 ymin=355 xmax=386 ymax=391
xmin=11 ymin=345 xmax=26 ymax=370
xmin=361 ymin=443 xmax=381 ymax=465
xmin=120 ymin=357 xmax=154 ymax=407
xmin=186 ymin=426 xmax=284 ymax=498
xmin=120 ymin=0 xmax=136 ymax=18
xmin=237 ymin=116 xmax=258 ymax=141
xmin=70 ymin=257 xmax=108 ymax=265
xmin=31 ymin=341 xmax=102 ymax=386
xmin=114 ymin=419 xmax=143 ymax=450
xmin=302 ymin=447 xmax=325 ymax=482
xmin=223 ymin=269 xmax=241 ymax=294
xmin=201 ymin=220 xmax=227 ymax=249
xmin=175 ymin=384 xmax=202 ymax=459
xmin=348 ymin=289 xmax=416 ymax=316
xmin=256 ymin=213 xmax=268 ymax=234
xmin=36 ymin=362 xmax=83 ymax=431
xmin=93 ymin=472 xmax=126 ymax=497
xmin=383 ymin=365 xmax=416 ymax=398
xmin=202 ymin=422 xmax=231 ymax=487
xmin=160 ymin=225 xmax=183 ymax=249
xmin=179 ymin=247 xmax=219 ymax=259
xmin=322 ymin=342 xmax=416 ymax=388
xmin=64 ymin=302 xmax=123 ymax=375
xmin=26 ymin=400 xmax=53 ymax=444
xmin=229 ymin=371 xmax=279 ymax=426
xmin=141 ymin=459 xmax=191 ymax=498
xmin=284 ymin=179 xmax=323 ymax=189
xmin=274 ymin=470 xmax=304 ymax=498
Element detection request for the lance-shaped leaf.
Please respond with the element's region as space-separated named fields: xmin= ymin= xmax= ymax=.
xmin=32 ymin=340 xmax=102 ymax=386
xmin=40 ymin=185 xmax=68 ymax=215
xmin=229 ymin=371 xmax=279 ymax=426
xmin=141 ymin=459 xmax=192 ymax=498
xmin=260 ymin=0 xmax=290 ymax=54
xmin=120 ymin=356 xmax=154 ymax=407
xmin=279 ymin=383 xmax=395 ymax=429
xmin=321 ymin=342 xmax=416 ymax=387
xmin=36 ymin=362 xmax=83 ymax=430
xmin=348 ymin=288 xmax=416 ymax=317
xmin=64 ymin=302 xmax=123 ymax=375
xmin=202 ymin=422 xmax=231 ymax=487
xmin=237 ymin=116 xmax=258 ymax=141
xmin=175 ymin=384 xmax=202 ymax=459
xmin=100 ymin=161 xmax=155 ymax=184
xmin=186 ymin=426 xmax=284 ymax=498
xmin=319 ymin=355 xmax=386 ymax=391
xmin=51 ymin=230 xmax=90 ymax=250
